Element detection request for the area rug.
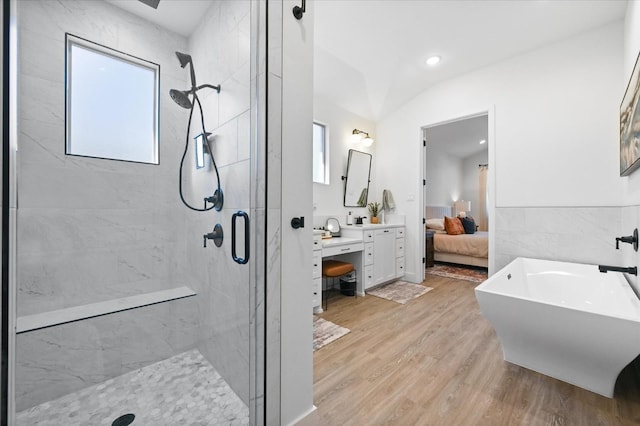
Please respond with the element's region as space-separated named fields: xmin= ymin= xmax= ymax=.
xmin=366 ymin=281 xmax=433 ymax=304
xmin=427 ymin=264 xmax=487 ymax=283
xmin=313 ymin=316 xmax=350 ymax=352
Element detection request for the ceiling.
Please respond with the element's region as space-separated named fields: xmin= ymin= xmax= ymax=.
xmin=425 ymin=115 xmax=488 ymax=160
xmin=314 ymin=0 xmax=628 ymax=122
xmin=106 ymin=0 xmax=628 ymax=123
xmin=105 ymin=0 xmax=212 ymax=37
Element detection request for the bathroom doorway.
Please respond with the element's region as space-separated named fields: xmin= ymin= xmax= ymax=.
xmin=421 ymin=111 xmax=495 ymax=280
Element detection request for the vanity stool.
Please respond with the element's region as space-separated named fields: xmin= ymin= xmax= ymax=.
xmin=322 ymin=259 xmax=355 ymax=310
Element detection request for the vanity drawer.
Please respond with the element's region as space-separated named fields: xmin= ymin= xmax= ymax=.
xmin=364 ymin=242 xmax=374 ymax=266
xmin=395 ymin=227 xmax=405 ymax=238
xmin=312 ymin=252 xmax=322 ymax=278
xmin=396 ymin=238 xmax=405 ymax=258
xmin=396 ymin=257 xmax=405 ymax=277
xmin=313 ymin=234 xmax=322 ymax=250
xmin=323 ymin=242 xmax=364 ymax=257
xmin=364 ymin=231 xmax=374 ymax=242
xmin=364 ymin=265 xmax=374 ymax=289
xmin=312 ymin=277 xmax=321 ymax=307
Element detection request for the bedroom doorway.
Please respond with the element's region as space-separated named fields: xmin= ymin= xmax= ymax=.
xmin=421 ymin=112 xmax=492 ymax=281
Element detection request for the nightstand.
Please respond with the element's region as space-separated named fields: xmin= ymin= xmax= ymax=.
xmin=425 ymin=230 xmax=435 ymax=268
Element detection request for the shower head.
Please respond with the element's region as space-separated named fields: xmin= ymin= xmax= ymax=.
xmin=169 ymin=89 xmax=192 ymax=109
xmin=175 ymin=51 xmax=197 ymax=90
xmin=175 ymin=52 xmax=192 ymax=69
xmin=170 ymin=51 xmax=221 ymax=109
xmin=138 ymin=0 xmax=160 ymax=9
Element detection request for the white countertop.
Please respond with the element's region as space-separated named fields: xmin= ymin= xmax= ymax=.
xmin=321 ymin=236 xmax=363 ymax=248
xmin=342 ymin=223 xmax=404 ymax=230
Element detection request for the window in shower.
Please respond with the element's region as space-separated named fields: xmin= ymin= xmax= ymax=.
xmin=65 ymin=33 xmax=160 ymax=164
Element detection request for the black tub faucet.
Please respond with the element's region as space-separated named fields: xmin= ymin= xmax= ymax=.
xmin=615 ymin=228 xmax=638 ymax=251
xmin=598 ymin=265 xmax=637 ymax=275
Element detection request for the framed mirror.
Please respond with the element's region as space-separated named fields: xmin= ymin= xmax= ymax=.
xmin=343 ymin=149 xmax=372 ymax=207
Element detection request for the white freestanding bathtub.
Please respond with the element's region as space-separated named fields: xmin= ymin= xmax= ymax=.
xmin=475 ymin=257 xmax=640 ymax=398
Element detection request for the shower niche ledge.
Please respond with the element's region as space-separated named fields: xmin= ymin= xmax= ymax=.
xmin=16 ymin=286 xmax=196 ymax=334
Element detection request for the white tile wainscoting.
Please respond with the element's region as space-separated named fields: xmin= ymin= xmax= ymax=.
xmin=494 ymin=207 xmax=623 ymax=271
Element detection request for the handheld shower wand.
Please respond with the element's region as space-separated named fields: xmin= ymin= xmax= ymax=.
xmin=170 ymin=51 xmax=223 ymax=212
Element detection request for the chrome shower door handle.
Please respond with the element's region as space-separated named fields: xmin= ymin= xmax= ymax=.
xmin=232 ymin=211 xmax=250 ymax=264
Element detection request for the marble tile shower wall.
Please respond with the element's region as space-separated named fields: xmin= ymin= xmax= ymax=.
xmin=494 ymin=207 xmax=624 ymax=271
xmin=184 ymin=0 xmax=254 ymax=405
xmin=15 ymin=0 xmax=200 ymax=411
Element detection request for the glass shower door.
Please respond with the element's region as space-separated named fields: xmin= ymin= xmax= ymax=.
xmin=6 ymin=0 xmax=265 ymax=424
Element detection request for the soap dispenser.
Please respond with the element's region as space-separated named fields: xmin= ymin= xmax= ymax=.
xmin=346 ymin=211 xmax=353 ymax=225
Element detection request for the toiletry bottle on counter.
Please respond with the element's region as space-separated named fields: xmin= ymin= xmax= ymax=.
xmin=346 ymin=211 xmax=353 ymax=225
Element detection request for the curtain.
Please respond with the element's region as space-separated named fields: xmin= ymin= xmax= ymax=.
xmin=478 ymin=165 xmax=488 ymax=231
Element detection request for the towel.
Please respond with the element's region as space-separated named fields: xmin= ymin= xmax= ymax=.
xmin=382 ymin=189 xmax=395 ymax=210
xmin=357 ymin=188 xmax=368 ymax=207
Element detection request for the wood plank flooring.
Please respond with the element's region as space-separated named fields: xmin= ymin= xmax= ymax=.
xmin=299 ymin=273 xmax=640 ymax=425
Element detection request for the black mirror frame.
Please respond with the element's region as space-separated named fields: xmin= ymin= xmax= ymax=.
xmin=343 ymin=149 xmax=372 ymax=207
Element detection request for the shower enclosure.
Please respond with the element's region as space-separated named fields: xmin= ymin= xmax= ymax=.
xmin=2 ymin=0 xmax=269 ymax=424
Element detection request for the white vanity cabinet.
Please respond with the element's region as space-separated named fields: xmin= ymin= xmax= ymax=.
xmin=312 ymin=231 xmax=323 ymax=313
xmin=373 ymin=228 xmax=396 ymax=286
xmin=363 ymin=230 xmax=374 ymax=289
xmin=396 ymin=228 xmax=405 ymax=277
xmin=342 ymin=224 xmax=405 ymax=290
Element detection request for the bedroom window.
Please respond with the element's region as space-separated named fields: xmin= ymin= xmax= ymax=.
xmin=313 ymin=121 xmax=329 ymax=184
xmin=65 ymin=34 xmax=160 ymax=164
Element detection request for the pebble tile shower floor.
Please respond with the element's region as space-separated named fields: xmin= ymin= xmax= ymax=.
xmin=16 ymin=349 xmax=249 ymax=425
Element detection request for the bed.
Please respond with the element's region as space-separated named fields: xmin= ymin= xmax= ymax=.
xmin=426 ymin=206 xmax=488 ymax=268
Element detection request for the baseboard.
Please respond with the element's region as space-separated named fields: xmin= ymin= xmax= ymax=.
xmin=289 ymin=405 xmax=317 ymax=425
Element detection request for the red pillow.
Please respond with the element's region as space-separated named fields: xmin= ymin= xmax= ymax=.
xmin=444 ymin=216 xmax=464 ymax=235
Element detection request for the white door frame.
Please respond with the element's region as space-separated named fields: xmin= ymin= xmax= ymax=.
xmin=419 ymin=106 xmax=496 ymax=280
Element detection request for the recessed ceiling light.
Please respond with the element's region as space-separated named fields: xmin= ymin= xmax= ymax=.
xmin=426 ymin=56 xmax=441 ymax=66
xmin=480 ymin=139 xmax=487 ymax=144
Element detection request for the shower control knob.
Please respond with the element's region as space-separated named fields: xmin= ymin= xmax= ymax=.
xmin=204 ymin=189 xmax=224 ymax=212
xmin=615 ymin=228 xmax=639 ymax=252
xmin=203 ymin=224 xmax=224 ymax=248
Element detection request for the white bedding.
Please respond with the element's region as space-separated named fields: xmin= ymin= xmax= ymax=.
xmin=433 ymin=231 xmax=488 ymax=259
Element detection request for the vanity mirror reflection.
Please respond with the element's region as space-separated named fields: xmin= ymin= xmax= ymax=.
xmin=326 ymin=218 xmax=341 ymax=236
xmin=343 ymin=149 xmax=372 ymax=207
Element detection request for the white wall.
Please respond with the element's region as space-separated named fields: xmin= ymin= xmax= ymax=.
xmin=623 ymin=1 xmax=640 ymax=206
xmin=425 ymin=149 xmax=462 ymax=207
xmin=313 ymin=95 xmax=376 ymax=223
xmin=622 ymin=0 xmax=640 ymax=297
xmin=281 ymin=0 xmax=315 ymax=423
xmin=377 ymin=22 xmax=624 ymax=281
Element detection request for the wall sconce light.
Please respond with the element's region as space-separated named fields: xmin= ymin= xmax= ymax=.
xmin=351 ymin=128 xmax=374 ymax=147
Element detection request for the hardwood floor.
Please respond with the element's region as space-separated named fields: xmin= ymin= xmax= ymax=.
xmin=299 ymin=273 xmax=640 ymax=425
